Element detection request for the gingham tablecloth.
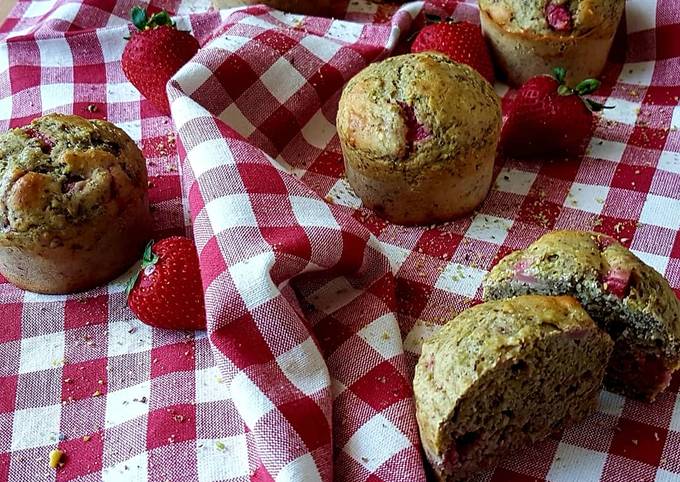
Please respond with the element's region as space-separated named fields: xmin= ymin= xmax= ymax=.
xmin=0 ymin=0 xmax=679 ymax=481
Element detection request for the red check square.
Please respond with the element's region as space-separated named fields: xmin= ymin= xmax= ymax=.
xmin=62 ymin=358 xmax=108 ymax=402
xmin=150 ymin=341 xmax=196 ymax=378
xmin=64 ymin=296 xmax=109 ymax=330
xmin=0 ymin=303 xmax=22 ymax=343
xmin=56 ymin=431 xmax=103 ymax=482
xmin=147 ymin=403 xmax=197 ymax=450
xmin=278 ymin=397 xmax=330 ymax=451
xmin=609 ymin=419 xmax=667 ymax=466
xmin=350 ymin=361 xmax=411 ymax=412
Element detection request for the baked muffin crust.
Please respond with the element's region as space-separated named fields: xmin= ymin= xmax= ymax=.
xmin=0 ymin=114 xmax=151 ymax=293
xmin=479 ymin=0 xmax=624 ymax=37
xmin=479 ymin=0 xmax=625 ymax=85
xmin=337 ymin=53 xmax=501 ymax=225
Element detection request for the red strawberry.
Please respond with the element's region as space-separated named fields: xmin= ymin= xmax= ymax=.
xmin=127 ymin=237 xmax=206 ymax=330
xmin=500 ymin=67 xmax=611 ymax=159
xmin=411 ymin=20 xmax=495 ymax=84
xmin=121 ymin=7 xmax=199 ymax=115
xmin=546 ymin=1 xmax=573 ymax=32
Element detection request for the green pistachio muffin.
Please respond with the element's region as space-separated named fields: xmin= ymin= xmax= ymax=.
xmin=336 ymin=52 xmax=501 ymax=225
xmin=483 ymin=230 xmax=680 ymax=402
xmin=0 ymin=114 xmax=151 ymax=294
xmin=414 ymin=295 xmax=613 ymax=482
xmin=479 ymin=0 xmax=625 ymax=85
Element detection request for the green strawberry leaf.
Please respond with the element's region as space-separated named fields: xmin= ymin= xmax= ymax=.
xmin=147 ymin=10 xmax=175 ymax=29
xmin=124 ymin=269 xmax=140 ymax=298
xmin=125 ymin=240 xmax=157 ymax=299
xmin=141 ymin=239 xmax=159 ymax=268
xmin=575 ymin=78 xmax=601 ymax=96
xmin=552 ymin=67 xmax=567 ymax=84
xmin=130 ymin=7 xmax=175 ymax=31
xmin=131 ymin=6 xmax=147 ymax=31
xmin=557 ymin=84 xmax=573 ymax=96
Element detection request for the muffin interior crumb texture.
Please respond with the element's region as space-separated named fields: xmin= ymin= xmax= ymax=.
xmin=0 ymin=114 xmax=147 ymax=244
xmin=415 ymin=295 xmax=612 ymax=482
xmin=483 ymin=230 xmax=680 ymax=401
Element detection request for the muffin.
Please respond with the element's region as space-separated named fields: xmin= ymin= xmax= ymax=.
xmin=414 ymin=295 xmax=613 ymax=482
xmin=479 ymin=0 xmax=625 ymax=86
xmin=483 ymin=230 xmax=680 ymax=402
xmin=0 ymin=114 xmax=152 ymax=294
xmin=336 ymin=53 xmax=501 ymax=225
xmin=211 ymin=0 xmax=330 ymax=16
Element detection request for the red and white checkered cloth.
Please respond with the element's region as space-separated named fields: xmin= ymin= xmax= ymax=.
xmin=1 ymin=0 xmax=679 ymax=481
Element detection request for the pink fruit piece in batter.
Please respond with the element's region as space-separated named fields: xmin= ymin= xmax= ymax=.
xmin=442 ymin=444 xmax=459 ymax=469
xmin=632 ymin=350 xmax=673 ymax=393
xmin=603 ymin=267 xmax=631 ymax=298
xmin=513 ymin=258 xmax=538 ymax=285
xmin=24 ymin=127 xmax=55 ymax=154
xmin=443 ymin=431 xmax=481 ymax=470
xmin=545 ymin=1 xmax=573 ymax=32
xmin=398 ymin=101 xmax=431 ymax=146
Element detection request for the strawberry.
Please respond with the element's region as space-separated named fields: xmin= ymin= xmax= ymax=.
xmin=545 ymin=1 xmax=573 ymax=32
xmin=411 ymin=19 xmax=495 ymax=84
xmin=127 ymin=237 xmax=206 ymax=330
xmin=121 ymin=7 xmax=199 ymax=115
xmin=500 ymin=67 xmax=611 ymax=159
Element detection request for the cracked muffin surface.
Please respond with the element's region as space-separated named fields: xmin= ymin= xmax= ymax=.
xmin=0 ymin=114 xmax=147 ymax=243
xmin=337 ymin=52 xmax=501 ymax=225
xmin=0 ymin=114 xmax=151 ymax=294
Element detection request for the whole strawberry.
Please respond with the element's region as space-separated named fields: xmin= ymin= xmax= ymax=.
xmin=500 ymin=67 xmax=610 ymax=159
xmin=411 ymin=20 xmax=495 ymax=84
xmin=127 ymin=237 xmax=206 ymax=330
xmin=122 ymin=7 xmax=199 ymax=115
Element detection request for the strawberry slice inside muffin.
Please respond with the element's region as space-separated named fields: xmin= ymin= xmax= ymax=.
xmin=512 ymin=258 xmax=538 ymax=284
xmin=483 ymin=230 xmax=680 ymax=402
xmin=23 ymin=127 xmax=55 ymax=154
xmin=602 ymin=267 xmax=631 ymax=299
xmin=608 ymin=344 xmax=675 ymax=400
xmin=398 ymin=101 xmax=431 ymax=146
xmin=545 ymin=1 xmax=573 ymax=32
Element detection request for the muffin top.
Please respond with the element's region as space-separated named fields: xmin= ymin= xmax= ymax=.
xmin=0 ymin=114 xmax=148 ymax=245
xmin=336 ymin=53 xmax=501 ymax=173
xmin=479 ymin=0 xmax=625 ymax=37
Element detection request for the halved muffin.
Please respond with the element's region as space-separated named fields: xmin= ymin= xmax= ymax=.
xmin=484 ymin=230 xmax=680 ymax=401
xmin=414 ymin=295 xmax=613 ymax=481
